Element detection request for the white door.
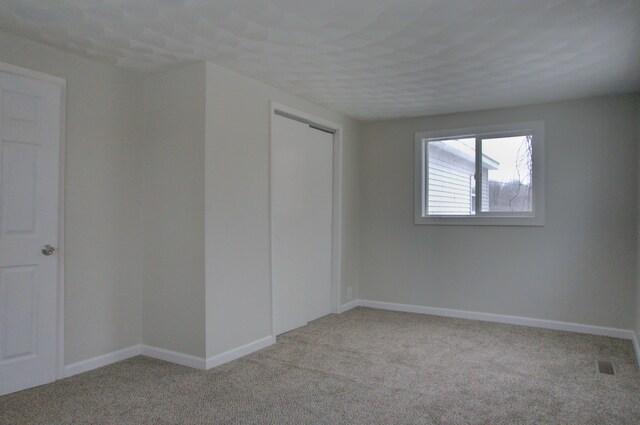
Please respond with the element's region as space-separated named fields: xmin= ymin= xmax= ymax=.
xmin=0 ymin=70 xmax=61 ymax=395
xmin=272 ymin=114 xmax=333 ymax=336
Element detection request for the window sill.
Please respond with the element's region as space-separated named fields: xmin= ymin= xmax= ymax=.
xmin=414 ymin=215 xmax=544 ymax=226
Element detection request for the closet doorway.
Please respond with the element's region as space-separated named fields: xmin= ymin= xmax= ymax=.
xmin=270 ymin=104 xmax=342 ymax=336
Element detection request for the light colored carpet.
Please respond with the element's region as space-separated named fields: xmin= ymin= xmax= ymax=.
xmin=2 ymin=307 xmax=639 ymax=424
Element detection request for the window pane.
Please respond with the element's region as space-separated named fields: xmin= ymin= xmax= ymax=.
xmin=481 ymin=135 xmax=533 ymax=213
xmin=427 ymin=138 xmax=476 ymax=215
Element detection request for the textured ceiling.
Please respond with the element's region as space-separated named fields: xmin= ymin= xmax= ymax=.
xmin=1 ymin=0 xmax=639 ymax=120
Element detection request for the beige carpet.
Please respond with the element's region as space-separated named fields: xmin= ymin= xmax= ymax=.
xmin=2 ymin=307 xmax=639 ymax=424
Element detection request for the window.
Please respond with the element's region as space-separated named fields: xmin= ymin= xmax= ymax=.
xmin=415 ymin=122 xmax=545 ymax=226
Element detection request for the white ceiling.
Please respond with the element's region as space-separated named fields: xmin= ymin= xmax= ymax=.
xmin=1 ymin=0 xmax=639 ymax=120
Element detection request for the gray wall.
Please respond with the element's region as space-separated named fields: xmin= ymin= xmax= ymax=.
xmin=637 ymin=105 xmax=640 ymax=340
xmin=139 ymin=60 xmax=361 ymax=360
xmin=3 ymin=28 xmax=637 ymax=369
xmin=361 ymin=95 xmax=640 ymax=329
xmin=142 ymin=63 xmax=207 ymax=357
xmin=0 ymin=32 xmax=144 ymax=364
xmin=204 ymin=62 xmax=361 ymax=358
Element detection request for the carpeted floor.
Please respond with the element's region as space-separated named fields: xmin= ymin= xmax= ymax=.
xmin=2 ymin=307 xmax=639 ymax=424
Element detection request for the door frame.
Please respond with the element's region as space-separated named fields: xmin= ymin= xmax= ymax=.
xmin=269 ymin=101 xmax=343 ymax=334
xmin=0 ymin=61 xmax=66 ymax=380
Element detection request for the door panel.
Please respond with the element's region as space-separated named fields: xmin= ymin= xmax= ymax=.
xmin=0 ymin=266 xmax=37 ymax=360
xmin=0 ymin=70 xmax=61 ymax=395
xmin=271 ymin=114 xmax=333 ymax=336
xmin=302 ymin=127 xmax=333 ymax=323
xmin=2 ymin=141 xmax=37 ymax=234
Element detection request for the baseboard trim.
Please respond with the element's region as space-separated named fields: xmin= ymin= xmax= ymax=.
xmin=62 ymin=336 xmax=277 ymax=379
xmin=140 ymin=336 xmax=276 ymax=371
xmin=337 ymin=299 xmax=359 ymax=313
xmin=205 ymin=335 xmax=275 ymax=369
xmin=358 ymin=299 xmax=636 ymax=341
xmin=632 ymin=333 xmax=640 ymax=368
xmin=60 ymin=306 xmax=640 ymax=377
xmin=141 ymin=345 xmax=206 ymax=370
xmin=63 ymin=344 xmax=142 ymax=378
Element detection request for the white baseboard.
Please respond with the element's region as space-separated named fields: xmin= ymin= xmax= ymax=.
xmin=59 ymin=307 xmax=640 ymax=378
xmin=357 ymin=299 xmax=636 ymax=341
xmin=141 ymin=335 xmax=276 ymax=371
xmin=61 ymin=336 xmax=277 ymax=379
xmin=337 ymin=299 xmax=359 ymax=313
xmin=63 ymin=344 xmax=142 ymax=378
xmin=205 ymin=335 xmax=275 ymax=369
xmin=633 ymin=333 xmax=640 ymax=368
xmin=141 ymin=345 xmax=206 ymax=370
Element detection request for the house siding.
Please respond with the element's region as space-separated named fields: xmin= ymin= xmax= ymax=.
xmin=428 ymin=153 xmax=473 ymax=215
xmin=482 ymin=169 xmax=489 ymax=211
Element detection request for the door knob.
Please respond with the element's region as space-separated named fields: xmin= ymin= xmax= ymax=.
xmin=42 ymin=244 xmax=56 ymax=256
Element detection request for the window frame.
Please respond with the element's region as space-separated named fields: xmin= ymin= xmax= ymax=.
xmin=414 ymin=121 xmax=545 ymax=226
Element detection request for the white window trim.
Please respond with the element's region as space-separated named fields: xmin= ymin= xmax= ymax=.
xmin=415 ymin=121 xmax=545 ymax=226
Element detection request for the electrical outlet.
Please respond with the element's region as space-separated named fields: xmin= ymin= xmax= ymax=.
xmin=347 ymin=287 xmax=353 ymax=300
